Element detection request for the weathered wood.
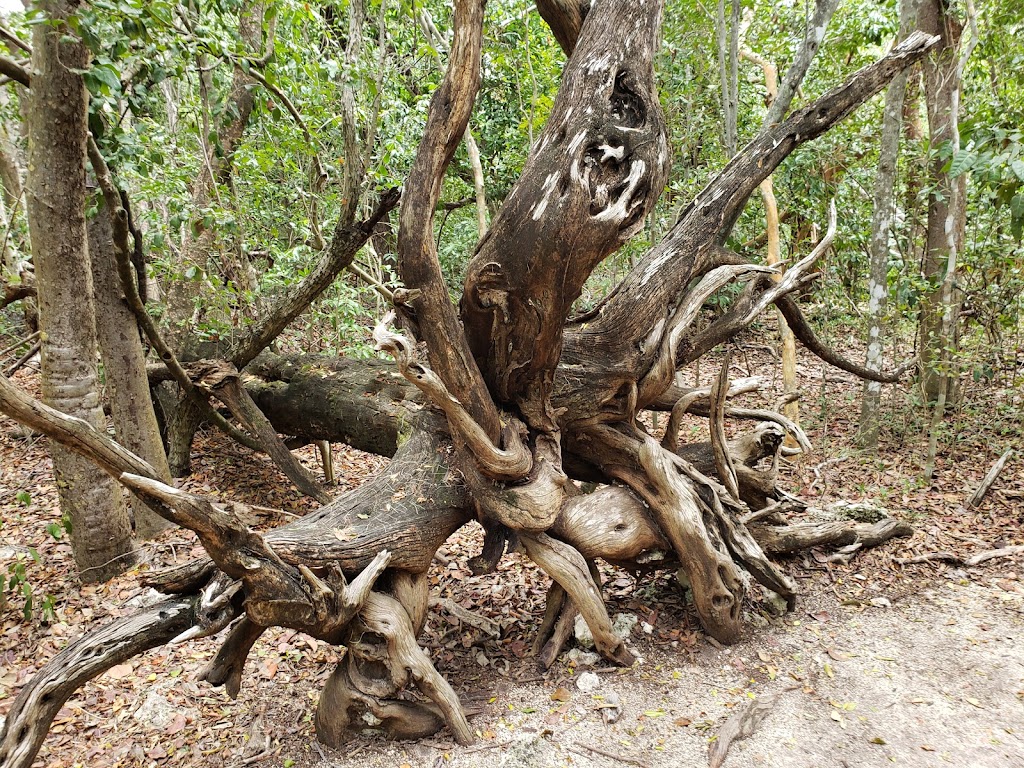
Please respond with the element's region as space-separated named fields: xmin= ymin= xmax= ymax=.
xmin=520 ymin=532 xmax=635 ymax=666
xmin=464 ymin=0 xmax=669 ymax=432
xmin=554 ymin=34 xmax=938 ymax=425
xmin=966 ymin=449 xmax=1013 ymax=509
xmin=194 ymin=359 xmax=331 ymax=504
xmin=373 ymin=317 xmax=531 ymax=483
xmin=578 ymin=424 xmax=747 ymax=643
xmin=709 ymin=352 xmax=740 ymax=500
xmin=0 ymin=597 xmax=196 ymax=768
xmin=753 ymin=518 xmax=913 ymax=555
xmin=397 ymin=0 xmax=498 ymax=439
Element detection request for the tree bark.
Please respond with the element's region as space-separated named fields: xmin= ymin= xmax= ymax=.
xmin=88 ymin=194 xmax=174 ymax=537
xmin=917 ymin=0 xmax=965 ymax=404
xmin=25 ymin=0 xmax=135 ymax=581
xmin=859 ymin=0 xmax=916 ymax=449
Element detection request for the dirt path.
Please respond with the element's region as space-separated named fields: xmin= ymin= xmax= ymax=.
xmin=3 ymin=349 xmax=1022 ymax=768
xmin=286 ymin=572 xmax=1024 ymax=768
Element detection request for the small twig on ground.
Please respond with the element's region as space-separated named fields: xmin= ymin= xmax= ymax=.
xmin=0 ymin=330 xmax=40 ymax=359
xmin=3 ymin=341 xmax=40 ymax=377
xmin=896 ymin=546 xmax=1024 ymax=567
xmin=568 ymin=742 xmax=650 ymax=768
xmin=430 ymin=596 xmax=502 ymax=637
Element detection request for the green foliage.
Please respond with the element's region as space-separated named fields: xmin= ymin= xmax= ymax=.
xmin=0 ymin=0 xmax=1019 ymax=378
xmin=4 ymin=551 xmax=57 ymax=623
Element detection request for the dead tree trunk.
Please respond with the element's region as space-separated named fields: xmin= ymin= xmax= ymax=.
xmin=0 ymin=2 xmax=936 ymax=763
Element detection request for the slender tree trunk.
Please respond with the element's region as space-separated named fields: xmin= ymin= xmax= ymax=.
xmin=88 ymin=195 xmax=174 ymax=537
xmin=859 ymin=74 xmax=908 ymax=447
xmin=716 ymin=0 xmax=740 ymax=155
xmin=26 ymin=0 xmax=135 ymax=581
xmin=917 ymin=0 xmax=965 ymax=404
xmin=742 ymin=52 xmax=800 ymax=431
xmin=859 ymin=0 xmax=916 ymax=449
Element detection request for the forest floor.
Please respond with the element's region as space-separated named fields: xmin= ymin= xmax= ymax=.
xmin=1 ymin=332 xmax=1023 ymax=768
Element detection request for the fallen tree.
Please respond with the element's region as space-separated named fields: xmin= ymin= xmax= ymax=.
xmin=0 ymin=1 xmax=932 ymax=764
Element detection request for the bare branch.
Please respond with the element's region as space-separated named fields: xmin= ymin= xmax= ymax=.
xmin=0 ymin=55 xmax=29 ymax=87
xmin=397 ymin=0 xmax=499 ymax=438
xmin=373 ymin=315 xmax=532 ymax=482
xmin=709 ymin=352 xmax=740 ymax=500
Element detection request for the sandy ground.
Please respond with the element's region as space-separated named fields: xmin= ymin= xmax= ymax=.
xmin=276 ymin=572 xmax=1024 ymax=768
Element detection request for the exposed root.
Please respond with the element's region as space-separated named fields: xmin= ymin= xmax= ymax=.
xmin=316 ymin=652 xmax=448 ymax=746
xmin=520 ymin=532 xmax=635 ymax=666
xmin=660 ymin=377 xmax=762 ymax=452
xmin=358 ymin=592 xmax=474 ymax=744
xmin=200 ymin=617 xmax=266 ymax=698
xmin=464 ymin=432 xmax=572 ymax=532
xmin=753 ymin=518 xmax=913 ymax=555
xmin=579 ymin=425 xmax=746 ymax=643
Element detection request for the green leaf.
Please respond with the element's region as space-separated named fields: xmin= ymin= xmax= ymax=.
xmin=1011 ymin=193 xmax=1024 ymax=241
xmin=16 ymin=490 xmax=31 ymax=506
xmin=947 ymin=149 xmax=974 ymax=178
xmin=90 ymin=64 xmax=122 ymax=93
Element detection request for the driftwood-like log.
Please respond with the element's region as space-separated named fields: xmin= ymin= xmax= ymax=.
xmin=753 ymin=518 xmax=913 ymax=555
xmin=966 ymin=449 xmax=1013 ymax=509
xmin=0 ymin=597 xmax=196 ymax=768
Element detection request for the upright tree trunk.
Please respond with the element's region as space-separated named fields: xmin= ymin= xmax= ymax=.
xmin=917 ymin=0 xmax=965 ymax=404
xmin=26 ymin=0 xmax=135 ymax=581
xmin=859 ymin=0 xmax=916 ymax=449
xmin=88 ymin=195 xmax=174 ymax=538
xmin=716 ymin=0 xmax=740 ymax=156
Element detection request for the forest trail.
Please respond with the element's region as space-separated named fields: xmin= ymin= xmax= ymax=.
xmin=2 ymin=347 xmax=1022 ymax=768
xmin=312 ymin=575 xmax=1024 ymax=768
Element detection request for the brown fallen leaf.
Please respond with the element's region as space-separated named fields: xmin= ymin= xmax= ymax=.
xmin=164 ymin=713 xmax=187 ymax=735
xmin=675 ymin=717 xmax=692 ymax=727
xmin=550 ymin=686 xmax=571 ymax=702
xmin=106 ymin=664 xmax=133 ymax=680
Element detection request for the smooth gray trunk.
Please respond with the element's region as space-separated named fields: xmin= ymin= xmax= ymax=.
xmin=858 ymin=0 xmax=916 ymax=449
xmin=88 ymin=195 xmax=174 ymax=537
xmin=26 ymin=0 xmax=135 ymax=581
